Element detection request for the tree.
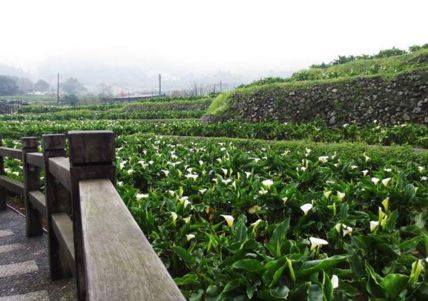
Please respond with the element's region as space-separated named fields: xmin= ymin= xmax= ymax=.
xmin=13 ymin=77 xmax=34 ymax=94
xmin=0 ymin=75 xmax=19 ymax=95
xmin=62 ymin=77 xmax=87 ymax=95
xmin=63 ymin=94 xmax=79 ymax=106
xmin=34 ymin=79 xmax=50 ymax=92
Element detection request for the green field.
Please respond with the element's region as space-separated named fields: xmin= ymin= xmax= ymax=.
xmin=1 ymin=50 xmax=427 ymax=300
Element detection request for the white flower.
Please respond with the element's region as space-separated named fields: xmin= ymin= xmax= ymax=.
xmin=119 ymin=161 xmax=126 ymax=169
xmin=199 ymin=188 xmax=207 ymax=194
xmin=337 ymin=191 xmax=346 ymax=201
xmin=323 ymin=191 xmax=332 ymax=198
xmin=245 ymin=171 xmax=252 ymax=178
xmin=170 ymin=212 xmax=178 ymax=222
xmin=371 ymin=177 xmax=380 ymax=185
xmin=381 ymin=178 xmax=391 ymax=187
xmin=179 ymin=196 xmax=191 ymax=208
xmin=185 ymin=173 xmax=199 ymax=180
xmin=331 ymin=275 xmax=339 ymax=289
xmin=318 ymin=156 xmax=329 ymax=163
xmin=370 ymin=221 xmax=379 ymax=232
xmin=309 ymin=237 xmax=329 ymax=250
xmin=222 ymin=178 xmax=232 ymax=185
xmin=117 ymin=181 xmax=123 ymax=186
xmin=161 ymin=169 xmax=170 ymax=177
xmin=250 ymin=219 xmax=263 ymax=228
xmin=168 ymin=190 xmax=176 ymax=197
xmin=382 ymin=197 xmax=389 ymax=210
xmin=138 ymin=160 xmax=148 ymax=169
xmin=262 ymin=179 xmax=274 ymax=189
xmin=136 ymin=193 xmax=149 ymax=200
xmin=422 ymin=176 xmax=428 ymax=181
xmin=305 ymin=148 xmax=312 ymax=155
xmin=221 ymin=168 xmax=228 ymax=176
xmin=282 ymin=197 xmax=288 ymax=204
xmin=258 ymin=188 xmax=268 ymax=195
xmin=300 ymin=203 xmax=313 ymax=215
xmin=342 ymin=225 xmax=353 ymax=237
xmin=186 ymin=234 xmax=195 ymax=241
xmin=363 ymin=153 xmax=370 ymax=162
xmin=183 ymin=216 xmax=191 ymax=224
xmin=221 ymin=214 xmax=234 ymax=227
xmin=384 ymin=168 xmax=392 ymax=172
xmin=127 ymin=169 xmax=134 ymax=175
xmin=362 ymin=170 xmax=369 ymax=176
xmin=351 ymin=165 xmax=358 ymax=170
xmin=248 ymin=205 xmax=261 ymax=214
xmin=418 ymin=166 xmax=425 ymax=173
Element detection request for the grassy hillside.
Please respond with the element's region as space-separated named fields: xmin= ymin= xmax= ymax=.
xmin=207 ymin=47 xmax=428 ymax=116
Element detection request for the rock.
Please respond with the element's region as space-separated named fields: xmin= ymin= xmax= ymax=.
xmin=329 ymin=115 xmax=336 ymax=125
xmin=403 ymin=113 xmax=411 ymax=121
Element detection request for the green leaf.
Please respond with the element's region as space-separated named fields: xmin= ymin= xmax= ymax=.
xmin=173 ymin=246 xmax=195 ymax=265
xmin=174 ymin=273 xmax=199 ymax=286
xmin=381 ymin=274 xmax=408 ymax=299
xmin=267 ymin=218 xmax=290 ymax=257
xmin=223 ymin=278 xmax=245 ymax=293
xmin=322 ymin=272 xmax=333 ymax=301
xmin=296 ymin=255 xmax=348 ymax=278
xmin=258 ymin=285 xmax=290 ymax=300
xmin=233 ymin=259 xmax=264 ymax=273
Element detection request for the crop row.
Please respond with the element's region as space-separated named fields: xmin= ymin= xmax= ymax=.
xmin=0 ymin=119 xmax=427 ymax=148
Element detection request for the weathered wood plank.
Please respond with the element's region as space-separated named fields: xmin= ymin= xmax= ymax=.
xmin=0 ymin=147 xmax=22 ymax=161
xmin=52 ymin=213 xmax=75 ymax=273
xmin=26 ymin=152 xmax=44 ymax=168
xmin=28 ymin=191 xmax=46 ymax=217
xmin=22 ymin=137 xmax=43 ymax=237
xmin=68 ymin=131 xmax=115 ymax=165
xmin=0 ymin=175 xmax=24 ymax=196
xmin=48 ymin=157 xmax=71 ymax=191
xmin=80 ymin=179 xmax=185 ymax=301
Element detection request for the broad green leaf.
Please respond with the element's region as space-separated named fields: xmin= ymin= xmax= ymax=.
xmin=173 ymin=246 xmax=195 ymax=265
xmin=232 ymin=259 xmax=264 ymax=273
xmin=296 ymin=255 xmax=348 ymax=278
xmin=381 ymin=274 xmax=408 ymax=299
xmin=267 ymin=218 xmax=290 ymax=257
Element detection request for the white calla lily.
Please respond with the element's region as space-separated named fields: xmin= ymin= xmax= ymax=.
xmin=337 ymin=191 xmax=346 ymax=201
xmin=381 ymin=178 xmax=391 ymax=187
xmin=170 ymin=212 xmax=178 ymax=222
xmin=221 ymin=214 xmax=234 ymax=227
xmin=371 ymin=177 xmax=380 ymax=185
xmin=186 ymin=234 xmax=195 ymax=241
xmin=309 ymin=237 xmax=329 ymax=250
xmin=300 ymin=203 xmax=313 ymax=215
xmin=370 ymin=221 xmax=379 ymax=232
xmin=262 ymin=179 xmax=274 ymax=189
xmin=136 ymin=193 xmax=149 ymax=200
xmin=331 ymin=275 xmax=339 ymax=289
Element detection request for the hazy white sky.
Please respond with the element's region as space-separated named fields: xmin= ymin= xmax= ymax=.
xmin=1 ymin=0 xmax=427 ymax=73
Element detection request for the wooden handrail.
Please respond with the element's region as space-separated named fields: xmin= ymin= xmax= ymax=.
xmin=80 ymin=179 xmax=184 ymax=301
xmin=26 ymin=152 xmax=44 ymax=168
xmin=0 ymin=146 xmax=23 ymax=160
xmin=48 ymin=157 xmax=71 ymax=191
xmin=0 ymin=130 xmax=185 ymax=301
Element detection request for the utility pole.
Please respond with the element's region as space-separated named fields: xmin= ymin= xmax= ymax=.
xmin=57 ymin=73 xmax=60 ymax=104
xmin=219 ymin=80 xmax=223 ymax=92
xmin=158 ymin=73 xmax=162 ymax=95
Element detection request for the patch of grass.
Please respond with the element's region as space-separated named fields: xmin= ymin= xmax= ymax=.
xmin=206 ymin=91 xmax=233 ymax=115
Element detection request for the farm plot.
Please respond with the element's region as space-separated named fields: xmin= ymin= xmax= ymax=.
xmin=113 ymin=135 xmax=428 ymax=300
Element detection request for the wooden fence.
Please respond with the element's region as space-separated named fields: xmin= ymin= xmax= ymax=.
xmin=0 ymin=131 xmax=185 ymax=301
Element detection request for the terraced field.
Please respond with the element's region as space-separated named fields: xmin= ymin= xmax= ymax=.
xmin=1 ymin=88 xmax=427 ymax=300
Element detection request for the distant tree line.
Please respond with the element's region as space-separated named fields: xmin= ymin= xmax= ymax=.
xmin=0 ymin=76 xmax=50 ymax=96
xmin=311 ymin=43 xmax=428 ymax=69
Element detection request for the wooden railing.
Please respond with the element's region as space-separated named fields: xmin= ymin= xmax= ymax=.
xmin=0 ymin=131 xmax=184 ymax=301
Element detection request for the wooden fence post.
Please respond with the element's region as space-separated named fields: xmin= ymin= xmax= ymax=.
xmin=42 ymin=134 xmax=72 ymax=280
xmin=22 ymin=137 xmax=43 ymax=236
xmin=0 ymin=135 xmax=6 ymax=211
xmin=68 ymin=130 xmax=116 ymax=301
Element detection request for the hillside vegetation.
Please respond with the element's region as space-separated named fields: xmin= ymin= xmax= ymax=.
xmin=207 ymin=47 xmax=428 ymax=126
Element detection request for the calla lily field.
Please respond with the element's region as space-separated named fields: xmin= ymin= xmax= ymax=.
xmin=1 ymin=99 xmax=427 ymax=300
